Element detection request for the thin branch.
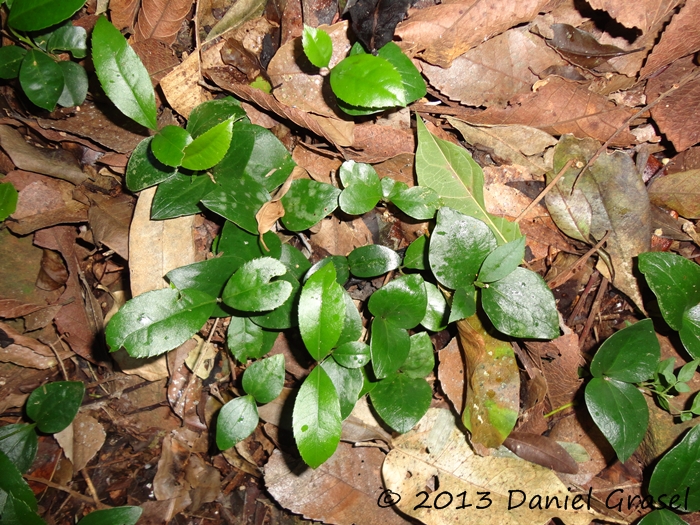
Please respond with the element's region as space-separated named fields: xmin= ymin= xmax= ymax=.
xmin=515 ymin=159 xmax=574 ymax=223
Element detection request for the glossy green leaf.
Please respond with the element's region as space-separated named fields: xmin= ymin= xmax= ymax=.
xmin=680 ymin=303 xmax=700 ymax=359
xmin=481 ymin=267 xmax=559 ymax=339
xmin=0 ymin=182 xmax=18 ymax=221
xmin=280 ymin=179 xmax=340 ymax=231
xmin=330 ymin=53 xmax=404 ymax=108
xmin=92 ymin=16 xmax=157 ymax=130
xmin=242 ymin=354 xmax=285 ymax=404
xmin=421 ymin=281 xmax=448 ymax=332
xmin=590 ymin=319 xmax=660 ymax=383
xmin=0 ymin=424 xmax=37 ymax=473
xmin=105 ymin=287 xmax=216 ymax=358
xmin=390 ymin=185 xmax=441 ymax=220
xmin=338 ymin=160 xmax=383 ymax=215
xmin=637 ymin=509 xmax=689 ymax=525
xmin=56 ymin=61 xmax=87 ymax=107
xmin=368 ymin=274 xmax=427 ymax=329
xmin=638 ymin=252 xmax=700 ymax=331
xmin=649 ymin=425 xmax=700 ymax=512
xmin=416 ymin=117 xmax=520 ymax=244
xmin=249 ymin=271 xmax=300 ymax=329
xmin=678 ymin=359 xmax=700 ymax=383
xmin=216 ymin=395 xmax=259 ymax=450
xmin=217 ymin=220 xmax=281 ymax=261
xmin=299 ymin=263 xmax=345 ymax=360
xmin=376 ymin=42 xmax=426 ymax=104
xmin=2 ymin=494 xmax=45 ymax=525
xmin=0 ymin=450 xmax=36 ymax=512
xmin=77 ymin=506 xmax=143 ymax=525
xmin=336 ymin=292 xmax=363 ymax=346
xmin=186 ymin=97 xmax=246 ymax=139
xmin=478 ymin=236 xmax=525 ymax=283
xmin=46 ymin=23 xmax=87 ymax=58
xmin=657 ymin=357 xmax=677 ymax=385
xmin=19 ymin=50 xmax=63 ymax=111
xmin=125 ymin=137 xmax=177 ymax=192
xmin=302 ymin=25 xmax=333 ymax=68
xmin=222 ymin=257 xmax=292 ymax=312
xmin=448 ymin=286 xmax=476 ymax=323
xmin=380 ymin=177 xmax=396 ymax=199
xmin=370 ymin=316 xmax=410 ymax=379
xmin=321 ymin=358 xmax=363 ymax=420
xmin=0 ymin=46 xmax=26 ymax=79
xmin=403 ymin=235 xmax=428 ymax=270
xmin=306 ymin=256 xmax=349 ymax=286
xmin=585 ymin=378 xmax=648 ymax=463
xmin=26 ymin=381 xmax=84 ymax=434
xmin=151 ymin=125 xmax=192 ymax=167
xmin=347 ymin=244 xmax=401 ymax=278
xmin=429 ymin=207 xmax=497 ymax=290
xmin=401 ymin=332 xmax=435 ymax=379
xmin=151 ymin=172 xmax=216 ymax=220
xmin=227 ymin=315 xmax=277 ymax=361
xmin=201 ymin=172 xmax=270 ymax=233
xmin=279 ymin=243 xmax=311 ymax=280
xmin=369 ymin=373 xmax=432 ymax=433
xmin=8 ymin=0 xmax=85 ymax=31
xmin=292 ymin=366 xmax=342 ymax=468
xmin=332 ymin=341 xmax=370 ymax=369
xmin=181 ymin=117 xmax=234 ymax=170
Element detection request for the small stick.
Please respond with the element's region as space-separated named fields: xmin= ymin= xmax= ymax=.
xmin=515 ymin=159 xmax=574 ymax=223
xmin=80 ymin=468 xmax=107 ymax=509
xmin=23 ymin=475 xmax=107 ymax=507
xmin=547 ymin=231 xmax=610 ymax=290
xmin=579 ymin=275 xmax=608 ymax=350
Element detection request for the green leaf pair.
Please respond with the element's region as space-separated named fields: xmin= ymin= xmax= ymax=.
xmin=151 ymin=119 xmax=235 ymax=171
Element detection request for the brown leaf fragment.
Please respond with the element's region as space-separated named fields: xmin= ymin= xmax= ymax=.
xmin=0 ymin=299 xmax=47 ymax=319
xmin=546 ymin=24 xmax=641 ymax=70
xmin=437 ymin=336 xmax=465 ymax=413
xmin=649 ymin=170 xmax=700 ymax=219
xmin=110 ymin=0 xmax=141 ymax=30
xmin=302 ymin=0 xmax=337 ymax=26
xmin=88 ymin=192 xmax=135 ymax=259
xmin=154 ymin=433 xmax=192 ymax=501
xmin=160 ymin=52 xmax=213 ymax=119
xmin=54 ymin=412 xmax=106 ymax=472
xmin=36 ymin=248 xmax=69 ymax=291
xmin=134 ymin=0 xmax=193 ymax=44
xmin=503 ymin=432 xmax=579 ymax=474
xmin=0 ymin=322 xmax=70 ymax=369
xmin=465 ymin=77 xmax=637 ymax=146
xmin=131 ymin=38 xmax=180 ymax=83
xmin=395 ymin=0 xmax=551 ymax=68
xmin=526 ymin=334 xmax=583 ymax=410
xmin=184 ymin=455 xmax=221 ymax=512
xmin=256 ymin=171 xmax=294 ymax=240
xmin=586 ymin=0 xmax=679 ymax=32
xmin=345 ymin=123 xmax=414 ymax=163
xmin=292 ymin=143 xmax=342 ymax=184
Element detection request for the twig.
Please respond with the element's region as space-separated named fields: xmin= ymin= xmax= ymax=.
xmin=567 ymin=270 xmax=599 ymax=326
xmin=515 ymin=159 xmax=574 ymax=224
xmin=579 ymin=275 xmax=608 ymax=350
xmin=23 ymin=475 xmax=108 ymax=507
xmin=547 ymin=231 xmax=610 ymax=290
xmin=80 ymin=468 xmax=107 ymax=509
xmin=48 ymin=340 xmax=68 ymax=381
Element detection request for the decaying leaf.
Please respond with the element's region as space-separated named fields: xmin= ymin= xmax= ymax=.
xmin=110 ymin=0 xmax=141 ymax=30
xmin=586 ymin=0 xmax=679 ymax=33
xmin=546 ymin=24 xmax=640 ymax=70
xmin=134 ymin=0 xmax=193 ymax=44
xmin=161 ymin=52 xmax=214 ymax=119
xmin=503 ymin=432 xmax=578 ymax=474
xmin=255 ymin=170 xmax=295 ymax=241
xmin=648 ymin=170 xmax=700 ymax=218
xmin=54 ymin=412 xmax=106 ymax=472
xmin=348 ymin=0 xmax=412 ymax=53
xmin=0 ymin=321 xmax=70 ymax=369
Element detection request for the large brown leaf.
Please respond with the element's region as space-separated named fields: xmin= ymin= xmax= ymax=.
xmin=586 ymin=0 xmax=679 ymax=32
xmin=395 ymin=0 xmax=550 ymax=68
xmin=110 ymin=0 xmax=141 ymax=30
xmin=134 ymin=0 xmax=193 ymax=44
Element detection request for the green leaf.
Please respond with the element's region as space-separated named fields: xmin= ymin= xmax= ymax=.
xmin=223 ymin=258 xmax=292 ymax=312
xmin=370 ymin=316 xmax=410 ymax=379
xmin=680 ymin=304 xmax=700 ymax=359
xmin=217 ymin=220 xmax=281 ymax=261
xmin=403 ymin=235 xmax=428 ymax=271
xmin=347 ymin=244 xmax=401 ymax=278
xmin=638 ymin=252 xmax=700 ymax=331
xmin=478 ymin=236 xmax=526 ymax=283
xmin=298 ymin=263 xmax=345 ymax=361
xmin=56 ymin=61 xmax=87 ymax=107
xmin=186 ymin=97 xmax=246 ymax=139
xmin=401 ymin=332 xmax=435 ymax=379
xmin=368 ymin=274 xmax=427 ymax=329
xmin=637 ymin=509 xmax=690 ymax=525
xmin=46 ymin=23 xmax=87 ymax=58
xmin=332 ymin=341 xmax=370 ymax=369
xmin=336 ymin=291 xmax=363 ymax=346
xmin=330 ymin=53 xmax=405 ymax=108
xmin=448 ymin=286 xmax=476 ymax=323
xmin=1 ymin=493 xmax=45 ymax=525
xmin=216 ymin=395 xmax=259 ymax=450
xmin=280 ymin=179 xmax=340 ymax=231
xmin=369 ymin=373 xmax=432 ymax=433
xmin=678 ymin=359 xmax=700 ymax=383
xmin=26 ymin=381 xmax=84 ymax=434
xmin=151 ymin=172 xmax=216 ymax=220
xmin=416 ymin=117 xmax=520 ymax=244
xmin=292 ymin=365 xmax=342 ymax=468
xmin=181 ymin=117 xmax=234 ymax=171
xmin=390 ymin=185 xmax=440 ymax=220
xmin=125 ymin=137 xmax=177 ymax=192
xmin=8 ymin=0 xmax=85 ymax=31
xmin=92 ymin=16 xmax=158 ymax=130
xmin=429 ymin=207 xmax=497 ymax=290
xmin=279 ymin=243 xmax=311 ymax=280
xmin=302 ymin=25 xmax=333 ymax=68
xmin=649 ymin=425 xmax=700 ymax=512
xmin=76 ymin=506 xmax=143 ymax=525
xmin=105 ymin=287 xmax=216 ymax=358
xmin=242 ymin=354 xmax=285 ymax=404
xmin=151 ymin=125 xmax=192 ymax=167
xmin=0 ymin=46 xmax=26 ymax=79
xmin=0 ymin=182 xmax=18 ymax=221
xmin=691 ymin=392 xmax=700 ymax=415
xmin=380 ymin=177 xmax=396 ymax=199
xmin=306 ymin=256 xmax=349 ymax=286
xmin=657 ymin=357 xmax=677 ymax=385
xmin=227 ymin=315 xmax=277 ymax=361
xmin=338 ymin=160 xmax=383 ymax=215
xmin=421 ymin=281 xmax=448 ymax=332
xmin=376 ymin=42 xmax=426 ymax=105
xmin=585 ymin=377 xmax=648 ymax=463
xmin=0 ymin=424 xmax=37 ymax=473
xmin=249 ymin=271 xmax=301 ymax=330
xmin=201 ymin=172 xmax=270 ymax=234
xmin=0 ymin=450 xmax=36 ymax=512
xmin=481 ymin=267 xmax=559 ymax=339
xmin=19 ymin=50 xmax=63 ymax=111
xmin=589 ymin=319 xmax=660 ymax=382
xmin=321 ymin=359 xmax=363 ymax=420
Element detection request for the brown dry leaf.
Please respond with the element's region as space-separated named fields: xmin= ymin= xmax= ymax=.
xmin=54 ymin=412 xmax=106 ymax=472
xmin=373 ymin=152 xmax=415 ymax=186
xmin=465 ymin=77 xmax=637 ymax=146
xmin=134 ymin=0 xmax=192 ymax=44
xmin=586 ymin=0 xmax=678 ymax=32
xmin=311 ymin=216 xmax=373 ymax=255
xmin=131 ymin=38 xmax=180 ymax=83
xmin=421 ymin=28 xmax=566 ymax=108
xmin=110 ymin=0 xmax=141 ymax=30
xmin=646 ymin=56 xmax=700 ymax=152
xmin=649 ymin=170 xmax=700 ymax=219
xmin=546 ymin=24 xmax=640 ymax=70
xmin=4 ymin=171 xmax=88 ymax=236
xmin=503 ymin=432 xmax=578 ymax=474
xmin=345 ymin=123 xmax=415 ymax=163
xmin=395 ymin=0 xmax=550 ymax=68
xmin=154 ymin=433 xmax=192 ymax=501
xmin=161 ymin=52 xmax=213 ymax=119
xmin=292 ymin=144 xmax=342 ymax=184
xmin=265 ymin=445 xmax=410 ymax=525
xmin=88 ymin=193 xmax=134 ymax=260
xmin=184 ymin=455 xmax=221 ymax=512
xmin=437 ymin=336 xmax=465 ymax=413
xmin=0 ymin=126 xmax=87 ymax=185
xmin=383 ymin=408 xmax=613 ymax=525
xmin=340 ymin=397 xmax=393 ymax=444
xmin=525 ymin=334 xmax=582 ymax=411
xmin=36 ymin=248 xmax=68 ymax=291
xmin=256 ymin=171 xmax=294 ymax=237
xmin=0 ymin=321 xmax=70 ymax=369
xmin=0 ymin=299 xmax=47 ymax=319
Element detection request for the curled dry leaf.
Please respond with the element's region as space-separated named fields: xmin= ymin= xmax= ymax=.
xmin=0 ymin=321 xmax=70 ymax=369
xmin=256 ymin=171 xmax=295 ymax=241
xmin=134 ymin=0 xmax=193 ymax=44
xmin=503 ymin=432 xmax=579 ymax=474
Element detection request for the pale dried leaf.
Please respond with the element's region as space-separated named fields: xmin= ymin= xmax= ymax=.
xmin=648 ymin=170 xmax=700 ymax=219
xmin=134 ymin=0 xmax=193 ymax=44
xmin=184 ymin=455 xmax=221 ymax=511
xmin=586 ymin=0 xmax=679 ymax=32
xmin=54 ymin=412 xmax=106 ymax=472
xmin=205 ymin=0 xmax=267 ymax=42
xmin=341 ymin=397 xmax=393 ymax=443
xmin=154 ymin=433 xmax=191 ymax=500
xmin=161 ymin=52 xmax=213 ymax=119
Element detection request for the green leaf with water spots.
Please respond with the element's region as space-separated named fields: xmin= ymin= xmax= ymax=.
xmin=216 ymin=395 xmax=259 ymax=450
xmin=348 ymin=244 xmax=401 ymax=278
xmin=223 ymin=257 xmax=292 ymax=312
xmin=281 ymin=179 xmax=340 ymax=231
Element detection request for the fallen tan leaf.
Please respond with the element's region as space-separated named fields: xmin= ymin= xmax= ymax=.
xmin=648 ymin=169 xmax=700 ymax=218
xmin=88 ymin=192 xmax=134 ymax=260
xmin=109 ymin=0 xmax=140 ymax=30
xmin=586 ymin=0 xmax=679 ymax=33
xmin=134 ymin=0 xmax=193 ymax=44
xmin=131 ymin=38 xmax=180 ymax=83
xmin=437 ymin=337 xmax=465 ymax=413
xmin=256 ymin=170 xmax=294 ymax=239
xmin=54 ymin=412 xmax=106 ymax=472
xmin=161 ymin=52 xmax=213 ymax=119
xmin=345 ymin=123 xmax=415 ymax=163
xmin=0 ymin=321 xmax=69 ymax=369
